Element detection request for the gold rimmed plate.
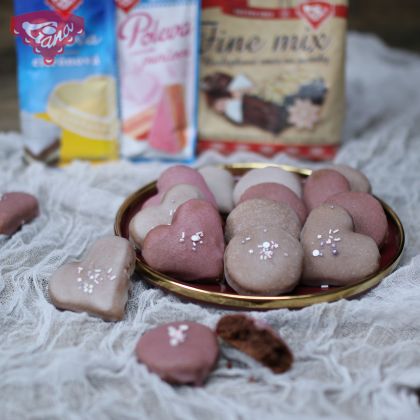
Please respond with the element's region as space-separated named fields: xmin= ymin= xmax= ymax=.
xmin=114 ymin=163 xmax=405 ymax=310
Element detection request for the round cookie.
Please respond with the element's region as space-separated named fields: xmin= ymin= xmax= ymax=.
xmin=199 ymin=166 xmax=235 ymax=213
xmin=225 ymin=198 xmax=301 ymax=242
xmin=300 ymin=204 xmax=380 ymax=286
xmin=303 ymin=169 xmax=350 ymax=211
xmin=142 ymin=199 xmax=225 ymax=281
xmin=136 ymin=321 xmax=219 ymax=386
xmin=216 ymin=314 xmax=293 ymax=373
xmin=238 ymin=182 xmax=307 ymax=224
xmin=325 ymin=191 xmax=388 ymax=247
xmin=224 ymin=226 xmax=303 ymax=295
xmin=129 ymin=184 xmax=203 ymax=248
xmin=331 ymin=164 xmax=371 ymax=193
xmin=142 ymin=165 xmax=217 ymax=209
xmin=233 ymin=166 xmax=302 ymax=205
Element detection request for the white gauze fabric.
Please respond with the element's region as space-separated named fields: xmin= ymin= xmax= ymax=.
xmin=1 ymin=33 xmax=420 ymax=419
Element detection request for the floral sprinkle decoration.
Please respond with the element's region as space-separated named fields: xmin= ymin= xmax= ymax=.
xmin=288 ymin=99 xmax=320 ymax=129
xmin=190 ymin=231 xmax=204 ymax=251
xmin=168 ymin=324 xmax=189 ymax=346
xmin=312 ymin=229 xmax=341 ymax=258
xmin=257 ymin=240 xmax=279 ymax=261
xmin=76 ymin=267 xmax=117 ymax=295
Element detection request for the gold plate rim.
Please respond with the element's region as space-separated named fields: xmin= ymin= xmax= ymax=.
xmin=114 ymin=163 xmax=405 ymax=310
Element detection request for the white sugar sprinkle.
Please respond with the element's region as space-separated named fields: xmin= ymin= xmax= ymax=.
xmin=77 ymin=277 xmax=82 ymax=282
xmin=248 ymin=249 xmax=254 ymax=254
xmin=333 ymin=229 xmax=339 ymax=233
xmin=317 ymin=234 xmax=322 ymax=239
xmin=321 ymin=285 xmax=329 ymax=289
xmin=312 ymin=249 xmax=321 ymax=257
xmin=334 ymin=238 xmax=341 ymax=242
xmin=107 ymin=268 xmax=113 ymax=274
xmin=95 ymin=269 xmax=101 ymax=273
xmin=110 ymin=275 xmax=116 ymax=281
xmin=78 ymin=267 xmax=83 ymax=273
xmin=284 ymin=252 xmax=289 ymax=257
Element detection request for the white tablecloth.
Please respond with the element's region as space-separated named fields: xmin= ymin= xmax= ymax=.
xmin=1 ymin=33 xmax=420 ymax=419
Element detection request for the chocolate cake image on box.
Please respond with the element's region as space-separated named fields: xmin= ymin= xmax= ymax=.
xmin=201 ymin=73 xmax=328 ymax=134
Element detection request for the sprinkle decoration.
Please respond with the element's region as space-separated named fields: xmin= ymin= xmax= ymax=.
xmin=190 ymin=231 xmax=204 ymax=251
xmin=312 ymin=229 xmax=341 ymax=258
xmin=76 ymin=266 xmax=120 ymax=295
xmin=168 ymin=324 xmax=189 ymax=346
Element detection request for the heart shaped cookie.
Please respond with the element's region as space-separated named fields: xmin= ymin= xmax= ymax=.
xmin=49 ymin=236 xmax=136 ymax=321
xmin=199 ymin=166 xmax=235 ymax=213
xmin=303 ymin=169 xmax=350 ymax=211
xmin=225 ymin=199 xmax=301 ymax=242
xmin=225 ymin=226 xmax=303 ymax=295
xmin=142 ymin=165 xmax=217 ymax=209
xmin=129 ymin=184 xmax=203 ymax=248
xmin=233 ymin=166 xmax=302 ymax=205
xmin=300 ymin=204 xmax=380 ymax=286
xmin=142 ymin=199 xmax=225 ymax=281
xmin=325 ymin=192 xmax=388 ymax=247
xmin=0 ymin=192 xmax=39 ymax=236
xmin=238 ymin=182 xmax=307 ymax=224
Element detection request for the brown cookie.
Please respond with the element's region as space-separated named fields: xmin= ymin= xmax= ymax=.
xmin=49 ymin=236 xmax=136 ymax=321
xmin=225 ymin=199 xmax=301 ymax=242
xmin=142 ymin=199 xmax=225 ymax=281
xmin=303 ymin=169 xmax=350 ymax=211
xmin=0 ymin=192 xmax=39 ymax=236
xmin=238 ymin=182 xmax=307 ymax=224
xmin=300 ymin=204 xmax=380 ymax=286
xmin=216 ymin=314 xmax=293 ymax=374
xmin=224 ymin=226 xmax=303 ymax=295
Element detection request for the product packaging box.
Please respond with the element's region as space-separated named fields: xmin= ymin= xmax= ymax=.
xmin=117 ymin=0 xmax=201 ymax=161
xmin=199 ymin=0 xmax=348 ymax=160
xmin=13 ymin=0 xmax=119 ymax=164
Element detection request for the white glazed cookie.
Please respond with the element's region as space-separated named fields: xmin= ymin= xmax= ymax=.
xmin=199 ymin=166 xmax=235 ymax=213
xmin=233 ymin=166 xmax=302 ymax=204
xmin=129 ymin=184 xmax=203 ymax=248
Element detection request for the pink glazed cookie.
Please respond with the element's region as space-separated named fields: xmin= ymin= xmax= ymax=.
xmin=0 ymin=192 xmax=39 ymax=235
xmin=136 ymin=321 xmax=219 ymax=386
xmin=303 ymin=169 xmax=350 ymax=211
xmin=238 ymin=183 xmax=307 ymax=224
xmin=301 ymin=204 xmax=380 ymax=286
xmin=142 ymin=199 xmax=225 ymax=281
xmin=142 ymin=165 xmax=217 ymax=209
xmin=325 ymin=192 xmax=388 ymax=247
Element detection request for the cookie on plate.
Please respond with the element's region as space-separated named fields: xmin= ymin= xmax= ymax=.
xmin=300 ymin=204 xmax=380 ymax=286
xmin=225 ymin=226 xmax=303 ymax=295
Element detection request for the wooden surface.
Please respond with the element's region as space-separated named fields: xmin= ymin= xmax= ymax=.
xmin=1 ymin=0 xmax=420 ymax=132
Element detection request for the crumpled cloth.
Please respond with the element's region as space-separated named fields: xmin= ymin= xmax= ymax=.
xmin=1 ymin=33 xmax=420 ymax=419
